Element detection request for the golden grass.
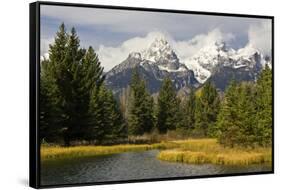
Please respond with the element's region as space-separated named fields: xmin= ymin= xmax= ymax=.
xmin=41 ymin=138 xmax=271 ymax=165
xmin=41 ymin=142 xmax=179 ymax=161
xmin=157 ymin=139 xmax=272 ymax=165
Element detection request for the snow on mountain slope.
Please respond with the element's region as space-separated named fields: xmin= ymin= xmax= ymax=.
xmin=184 ymin=41 xmax=271 ymax=83
xmin=106 ymin=35 xmax=271 ymax=95
xmin=106 ymin=37 xmax=199 ymax=94
xmin=184 ymin=60 xmax=211 ymax=83
xmin=109 ymin=37 xmax=190 ymax=75
xmin=184 ymin=41 xmax=233 ymax=83
xmin=142 ymin=37 xmax=182 ymax=71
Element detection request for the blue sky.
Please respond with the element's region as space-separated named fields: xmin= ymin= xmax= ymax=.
xmin=40 ymin=5 xmax=272 ymax=71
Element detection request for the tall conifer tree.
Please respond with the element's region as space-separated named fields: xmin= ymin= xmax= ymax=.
xmin=40 ymin=23 xmax=69 ymax=143
xmin=127 ymin=69 xmax=154 ymax=135
xmin=195 ymin=81 xmax=220 ymax=136
xmin=180 ymin=88 xmax=196 ymax=130
xmin=156 ymin=77 xmax=180 ymax=133
xmin=255 ymin=65 xmax=272 ymax=146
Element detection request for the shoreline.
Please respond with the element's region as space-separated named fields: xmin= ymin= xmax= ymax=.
xmin=41 ymin=139 xmax=271 ymax=166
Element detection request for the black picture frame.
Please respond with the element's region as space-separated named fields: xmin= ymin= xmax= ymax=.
xmin=30 ymin=1 xmax=274 ymax=189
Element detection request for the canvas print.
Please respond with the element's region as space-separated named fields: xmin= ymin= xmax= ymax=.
xmin=38 ymin=3 xmax=273 ymax=187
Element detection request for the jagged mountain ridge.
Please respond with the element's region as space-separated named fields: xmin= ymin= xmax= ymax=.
xmin=105 ymin=36 xmax=271 ymax=95
xmin=185 ymin=42 xmax=271 ymax=84
xmin=105 ymin=37 xmax=200 ymax=95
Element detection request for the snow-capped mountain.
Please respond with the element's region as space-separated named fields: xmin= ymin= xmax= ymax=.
xmin=105 ymin=36 xmax=271 ymax=95
xmin=185 ymin=41 xmax=271 ymax=84
xmin=142 ymin=37 xmax=180 ymax=70
xmin=106 ymin=37 xmax=199 ymax=95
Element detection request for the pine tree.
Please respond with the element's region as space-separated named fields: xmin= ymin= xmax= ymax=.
xmin=49 ymin=23 xmax=68 ymax=64
xmin=79 ymin=47 xmax=106 ymax=143
xmin=180 ymin=88 xmax=196 ymax=130
xmin=87 ymin=85 xmax=127 ymax=144
xmin=40 ymin=23 xmax=127 ymax=145
xmin=217 ymin=66 xmax=272 ymax=148
xmin=255 ymin=65 xmax=272 ymax=146
xmin=40 ymin=60 xmax=61 ymax=142
xmin=40 ymin=23 xmax=69 ymax=143
xmin=194 ymin=96 xmax=205 ymax=136
xmin=127 ymin=69 xmax=154 ymax=135
xmin=195 ymin=81 xmax=220 ymax=137
xmin=102 ymin=87 xmax=127 ymax=142
xmin=54 ymin=27 xmax=87 ymax=145
xmin=217 ymin=81 xmax=258 ymax=147
xmin=81 ymin=46 xmax=105 ymax=91
xmin=156 ymin=77 xmax=180 ymax=134
xmin=216 ymin=80 xmax=240 ymax=147
xmin=236 ymin=83 xmax=257 ymax=147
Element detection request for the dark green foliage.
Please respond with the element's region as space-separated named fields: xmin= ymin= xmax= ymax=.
xmin=40 ymin=23 xmax=126 ymax=145
xmin=48 ymin=23 xmax=68 ymax=64
xmin=217 ymin=66 xmax=272 ymax=147
xmin=40 ymin=24 xmax=68 ymax=143
xmin=195 ymin=81 xmax=220 ymax=136
xmin=127 ymin=69 xmax=154 ymax=135
xmin=102 ymin=88 xmax=127 ymax=141
xmin=54 ymin=27 xmax=90 ymax=145
xmin=255 ymin=65 xmax=272 ymax=146
xmin=40 ymin=59 xmax=63 ymax=143
xmin=88 ymin=85 xmax=127 ymax=144
xmin=178 ymin=88 xmax=196 ymax=130
xmin=217 ymin=81 xmax=256 ymax=147
xmin=216 ymin=81 xmax=239 ymax=146
xmin=156 ymin=77 xmax=180 ymax=134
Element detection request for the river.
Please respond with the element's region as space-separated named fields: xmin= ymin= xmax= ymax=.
xmin=41 ymin=150 xmax=271 ymax=186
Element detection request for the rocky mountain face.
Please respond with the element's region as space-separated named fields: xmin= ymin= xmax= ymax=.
xmin=105 ymin=37 xmax=200 ymax=95
xmin=186 ymin=42 xmax=271 ymax=86
xmin=105 ymin=36 xmax=271 ymax=95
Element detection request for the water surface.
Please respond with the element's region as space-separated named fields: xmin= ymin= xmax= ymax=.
xmin=41 ymin=150 xmax=271 ymax=186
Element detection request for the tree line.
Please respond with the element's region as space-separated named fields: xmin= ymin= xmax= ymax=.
xmin=40 ymin=24 xmax=272 ymax=147
xmin=127 ymin=65 xmax=272 ymax=147
xmin=217 ymin=66 xmax=272 ymax=147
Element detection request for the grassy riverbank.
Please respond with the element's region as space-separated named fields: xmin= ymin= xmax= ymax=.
xmin=41 ymin=142 xmax=178 ymax=161
xmin=158 ymin=139 xmax=272 ymax=165
xmin=41 ymin=138 xmax=271 ymax=165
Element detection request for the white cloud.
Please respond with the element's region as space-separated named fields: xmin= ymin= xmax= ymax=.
xmin=97 ymin=31 xmax=171 ymax=71
xmin=41 ymin=5 xmax=187 ymax=34
xmin=247 ymin=20 xmax=272 ymax=55
xmin=172 ymin=28 xmax=234 ymax=61
xmin=97 ymin=29 xmax=234 ymax=71
xmin=40 ymin=18 xmax=271 ymax=72
xmin=41 ymin=5 xmax=257 ymax=39
xmin=41 ymin=38 xmax=54 ymax=55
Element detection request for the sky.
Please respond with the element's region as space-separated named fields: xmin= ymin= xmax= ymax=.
xmin=40 ymin=5 xmax=272 ymax=71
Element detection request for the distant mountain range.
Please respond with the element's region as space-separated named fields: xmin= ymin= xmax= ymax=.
xmin=105 ymin=36 xmax=271 ymax=95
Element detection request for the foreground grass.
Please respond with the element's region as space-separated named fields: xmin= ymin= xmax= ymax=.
xmin=41 ymin=142 xmax=179 ymax=161
xmin=158 ymin=139 xmax=272 ymax=165
xmin=41 ymin=139 xmax=272 ymax=165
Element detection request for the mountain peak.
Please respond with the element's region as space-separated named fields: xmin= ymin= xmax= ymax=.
xmin=151 ymin=36 xmax=169 ymax=47
xmin=143 ymin=37 xmax=180 ymax=70
xmin=105 ymin=36 xmax=199 ymax=95
xmin=144 ymin=36 xmax=173 ymax=59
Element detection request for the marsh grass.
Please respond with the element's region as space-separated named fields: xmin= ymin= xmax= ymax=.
xmin=157 ymin=139 xmax=272 ymax=165
xmin=41 ymin=142 xmax=179 ymax=161
xmin=41 ymin=138 xmax=271 ymax=165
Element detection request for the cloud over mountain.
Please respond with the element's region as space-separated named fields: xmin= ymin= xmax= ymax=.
xmin=96 ymin=20 xmax=271 ymax=72
xmin=247 ymin=21 xmax=272 ymax=56
xmin=97 ymin=29 xmax=235 ymax=71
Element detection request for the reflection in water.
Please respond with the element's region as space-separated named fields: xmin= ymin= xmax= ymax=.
xmin=41 ymin=150 xmax=271 ymax=186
